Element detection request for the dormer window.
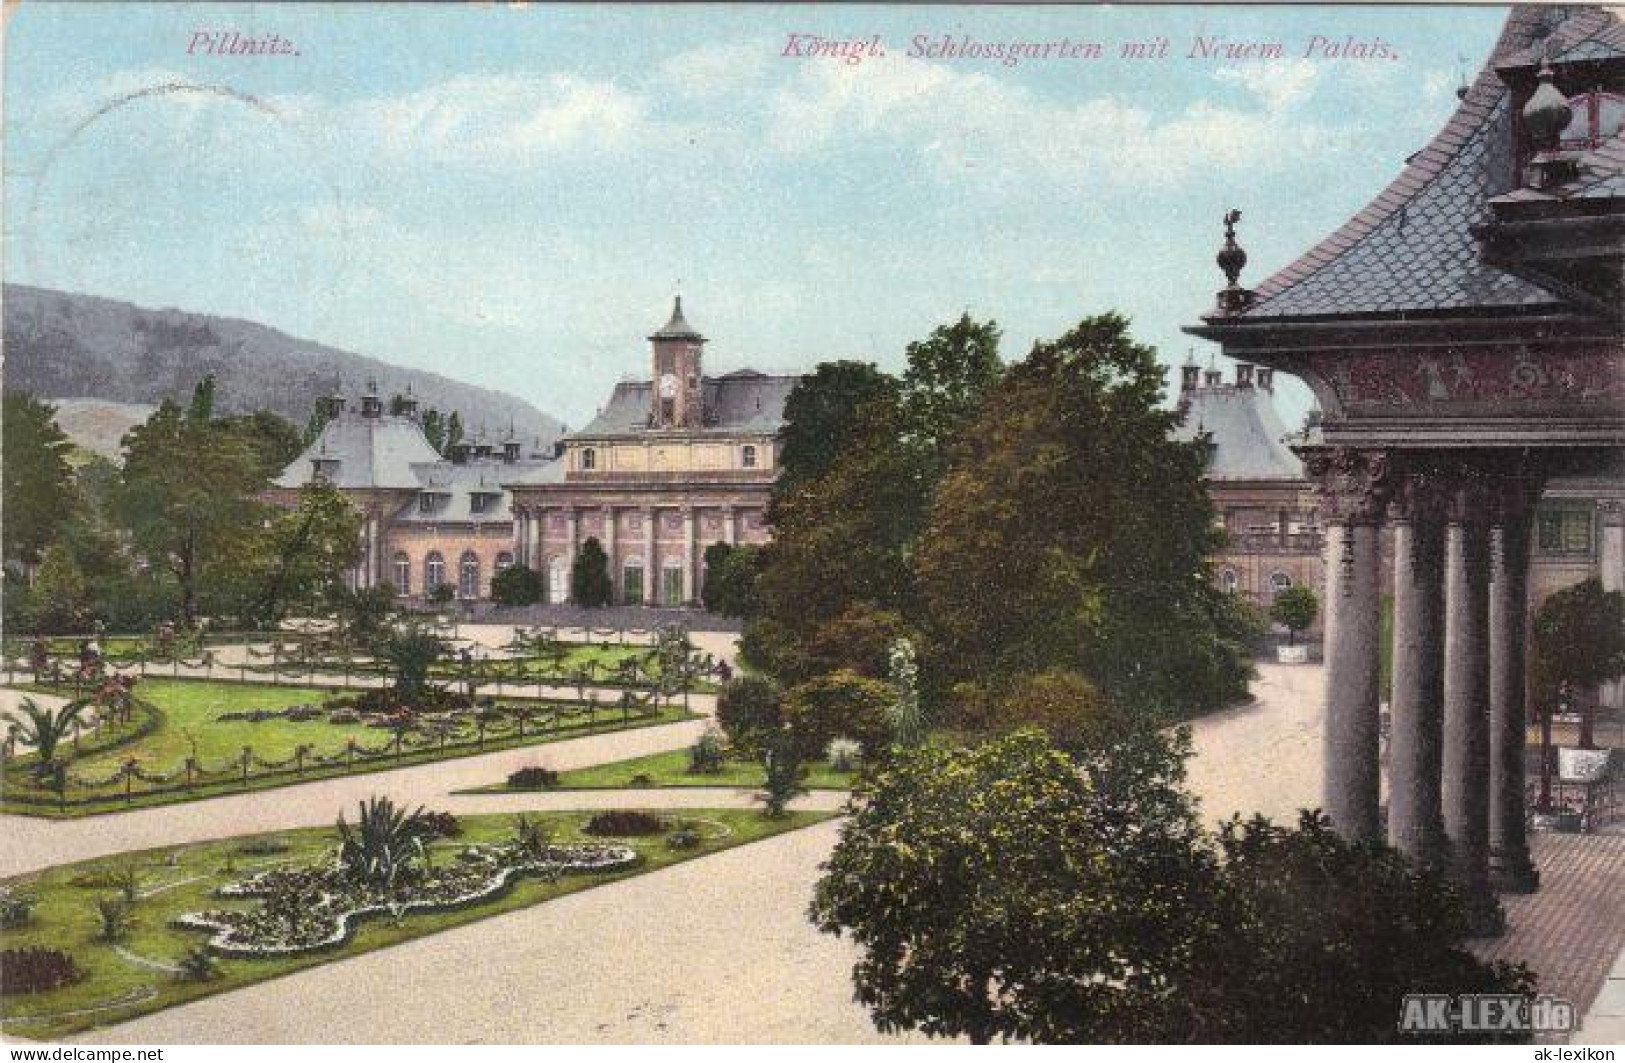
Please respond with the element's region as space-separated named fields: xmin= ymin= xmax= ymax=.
xmin=419 ymin=493 xmax=439 ymax=514
xmin=742 ymin=445 xmax=758 ymax=468
xmin=581 ymin=448 xmax=597 ymax=471
xmin=311 ymin=458 xmax=340 ymax=481
xmin=470 ymin=492 xmax=493 ymax=515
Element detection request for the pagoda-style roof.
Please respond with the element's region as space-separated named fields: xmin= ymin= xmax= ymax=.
xmin=1217 ymin=5 xmax=1624 ymax=322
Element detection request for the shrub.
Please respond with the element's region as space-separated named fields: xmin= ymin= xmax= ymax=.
xmin=0 ymin=889 xmax=37 ymax=929
xmin=688 ymin=727 xmax=727 ymax=775
xmin=781 ymin=670 xmax=894 ymax=760
xmin=419 ymin=810 xmax=463 ymax=839
xmin=583 ymin=810 xmax=666 ymax=836
xmin=826 ymin=737 xmax=862 ymax=773
xmin=234 ymin=838 xmax=291 ymax=857
xmin=95 ymin=895 xmax=132 ymax=941
xmin=506 ymin=765 xmax=559 ymax=790
xmin=716 ymin=675 xmax=783 ymax=753
xmin=666 ymin=826 xmax=703 ymax=851
xmin=0 ymin=948 xmax=85 ymax=996
xmin=175 ymin=946 xmax=220 ymax=983
xmin=950 ymin=669 xmax=1126 ymax=753
xmin=491 ymin=563 xmax=544 ymax=606
xmin=513 ymin=814 xmax=553 ymax=859
xmin=629 ymin=773 xmax=655 ymax=787
xmin=758 ymin=738 xmax=808 ymax=819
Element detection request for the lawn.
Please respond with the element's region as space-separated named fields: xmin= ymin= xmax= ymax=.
xmin=473 ymin=747 xmax=858 ymax=792
xmin=0 ymin=679 xmax=696 ymax=817
xmin=0 ymin=808 xmax=829 ymax=1040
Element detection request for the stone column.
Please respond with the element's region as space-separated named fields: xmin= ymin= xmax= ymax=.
xmin=644 ymin=507 xmax=657 ymax=606
xmin=683 ymin=507 xmax=697 ymax=605
xmin=603 ymin=506 xmax=618 ymax=602
xmin=565 ymin=508 xmax=579 ymax=604
xmin=1600 ymin=501 xmax=1625 ymax=711
xmin=722 ymin=505 xmax=736 ymax=546
xmin=1304 ymin=448 xmax=1390 ymax=843
xmin=1387 ymin=473 xmax=1446 ymax=867
xmin=1489 ymin=482 xmax=1539 ymax=893
xmin=1442 ymin=481 xmax=1502 ymax=934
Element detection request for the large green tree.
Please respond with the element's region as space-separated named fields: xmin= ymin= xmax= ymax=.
xmin=1532 ymin=577 xmax=1625 ymax=753
xmin=914 ymin=313 xmax=1251 ymax=719
xmin=233 ymin=479 xmax=365 ymax=626
xmin=2 ymin=393 xmax=76 ymax=565
xmin=812 ymin=728 xmax=1534 ymax=1045
xmin=112 ymin=396 xmax=270 ymax=624
xmin=899 ymin=313 xmax=1003 ymax=461
xmin=774 ymin=360 xmax=898 ymax=497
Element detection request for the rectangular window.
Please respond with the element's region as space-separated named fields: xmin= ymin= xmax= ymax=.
xmin=1537 ymin=504 xmax=1596 ymax=555
xmin=662 ymin=566 xmax=684 ymax=606
xmin=622 ymin=565 xmax=644 ymax=605
xmin=470 ymin=493 xmax=489 ymax=514
xmin=419 ymin=494 xmax=435 ymax=513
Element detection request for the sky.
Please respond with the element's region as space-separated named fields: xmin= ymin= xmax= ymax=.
xmin=3 ymin=3 xmax=1508 ymax=429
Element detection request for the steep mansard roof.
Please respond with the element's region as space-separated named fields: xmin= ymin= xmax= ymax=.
xmin=1172 ymin=380 xmax=1305 ymax=482
xmin=1235 ymin=5 xmax=1625 ymax=320
xmin=275 ymin=412 xmax=444 ymax=490
xmin=570 ymin=370 xmax=800 ymax=439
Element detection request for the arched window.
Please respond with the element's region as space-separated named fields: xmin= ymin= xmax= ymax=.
xmin=581 ymin=448 xmax=597 ymax=471
xmin=393 ymin=552 xmax=411 ymax=596
xmin=495 ymin=551 xmax=514 ymax=574
xmin=425 ymin=551 xmax=445 ymax=593
xmin=742 ymin=444 xmax=758 ymax=468
xmin=1220 ymin=568 xmax=1239 ymax=594
xmin=459 ymin=551 xmax=481 ymax=599
xmin=1270 ymin=571 xmax=1292 ymax=597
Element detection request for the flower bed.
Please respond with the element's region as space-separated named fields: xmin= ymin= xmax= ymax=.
xmin=175 ymin=841 xmax=637 ymax=957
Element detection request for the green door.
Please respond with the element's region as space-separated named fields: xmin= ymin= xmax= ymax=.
xmin=662 ymin=566 xmax=684 ymax=606
xmin=623 ymin=565 xmax=644 ymax=605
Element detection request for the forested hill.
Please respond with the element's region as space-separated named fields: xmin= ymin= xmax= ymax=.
xmin=2 ymin=284 xmax=564 ymax=442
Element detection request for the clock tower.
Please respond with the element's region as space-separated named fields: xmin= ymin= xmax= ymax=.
xmin=649 ymin=297 xmax=705 ymax=429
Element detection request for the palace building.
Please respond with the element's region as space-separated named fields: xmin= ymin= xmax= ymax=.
xmin=1187 ymin=3 xmax=1624 ymax=917
xmin=268 ymin=386 xmax=557 ymax=601
xmin=503 ymin=299 xmax=796 ymax=606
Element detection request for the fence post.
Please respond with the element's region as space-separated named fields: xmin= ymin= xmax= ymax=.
xmin=295 ymin=746 xmax=306 ymax=775
xmin=185 ymin=757 xmax=196 ymax=790
xmin=241 ymin=747 xmax=251 ymax=788
xmin=346 ymin=738 xmax=356 ymax=771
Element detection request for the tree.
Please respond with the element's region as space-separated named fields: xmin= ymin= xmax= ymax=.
xmin=747 ymin=398 xmax=925 ymax=681
xmin=2 ymin=393 xmax=76 ymax=566
xmin=775 ymin=360 xmax=898 ymax=496
xmin=715 ymin=674 xmax=784 ymax=753
xmin=813 ymin=729 xmax=1533 ymax=1045
xmin=810 ymin=729 xmax=1216 ymax=1044
xmin=914 ymin=314 xmax=1251 ymax=720
xmin=1192 ymin=811 xmax=1534 ymax=1044
xmin=239 ymin=479 xmax=364 ymax=626
xmin=948 ymin=667 xmax=1126 ymax=753
xmin=6 ymin=697 xmax=90 ymax=771
xmin=113 ymin=399 xmax=270 ymax=625
xmin=421 ymin=408 xmax=446 ymax=453
xmin=570 ymin=537 xmax=613 ymax=607
xmin=329 ymin=584 xmax=396 ymax=645
xmin=491 ymin=563 xmax=544 ymax=606
xmin=780 ymin=670 xmax=894 ymax=760
xmin=373 ymin=623 xmax=448 ymax=704
xmin=24 ymin=544 xmax=91 ymax=634
xmin=899 ymin=313 xmax=1003 ymax=464
xmin=757 ymin=730 xmax=808 ymax=818
xmin=1269 ymin=584 xmax=1319 ymax=646
xmin=702 ymin=542 xmax=759 ymax=615
xmin=1533 ymin=578 xmax=1625 ymax=756
xmin=221 ymin=409 xmax=305 ymax=479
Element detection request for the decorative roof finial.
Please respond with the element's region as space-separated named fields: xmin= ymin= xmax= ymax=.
xmin=1214 ymin=209 xmax=1255 ymax=314
xmin=1522 ymin=59 xmax=1573 ymax=152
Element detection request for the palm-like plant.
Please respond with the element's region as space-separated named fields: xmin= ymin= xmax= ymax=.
xmin=335 ymin=796 xmax=430 ymax=893
xmin=7 ymin=697 xmax=90 ymax=770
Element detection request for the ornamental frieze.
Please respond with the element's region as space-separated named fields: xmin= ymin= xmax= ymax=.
xmin=1303 ymin=343 xmax=1624 ymax=415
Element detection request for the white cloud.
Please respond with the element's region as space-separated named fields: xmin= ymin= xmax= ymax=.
xmin=765 ymin=59 xmax=1348 ymax=190
xmin=657 ymin=39 xmax=773 ymax=99
xmin=1214 ymin=58 xmax=1323 ymax=113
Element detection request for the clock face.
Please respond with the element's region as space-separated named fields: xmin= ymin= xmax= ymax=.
xmin=659 ymin=373 xmax=679 ymax=399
